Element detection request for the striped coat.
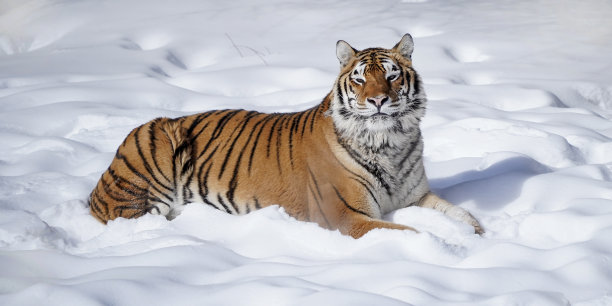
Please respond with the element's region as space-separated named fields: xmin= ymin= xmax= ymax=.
xmin=89 ymin=34 xmax=484 ymax=237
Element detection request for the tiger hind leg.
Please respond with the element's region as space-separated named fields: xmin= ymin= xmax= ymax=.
xmin=143 ymin=118 xmax=193 ymax=221
xmin=417 ymin=192 xmax=484 ymax=235
xmin=89 ymin=117 xmax=192 ymax=223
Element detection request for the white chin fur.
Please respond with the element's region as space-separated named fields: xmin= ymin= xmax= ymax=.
xmin=364 ymin=116 xmax=396 ymax=130
xmin=330 ymin=106 xmax=421 ymax=149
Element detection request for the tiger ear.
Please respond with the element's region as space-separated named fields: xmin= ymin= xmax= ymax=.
xmin=336 ymin=40 xmax=357 ymax=67
xmin=393 ymin=33 xmax=414 ymax=59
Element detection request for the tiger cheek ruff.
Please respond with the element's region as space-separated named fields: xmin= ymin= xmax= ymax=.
xmin=89 ymin=34 xmax=484 ymax=238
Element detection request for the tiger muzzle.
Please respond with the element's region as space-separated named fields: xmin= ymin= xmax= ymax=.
xmin=366 ymin=95 xmax=390 ymax=112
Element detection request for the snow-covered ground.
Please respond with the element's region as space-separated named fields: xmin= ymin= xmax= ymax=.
xmin=2 ymin=0 xmax=612 ymax=304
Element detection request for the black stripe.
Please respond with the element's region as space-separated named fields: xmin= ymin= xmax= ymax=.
xmin=275 ymin=115 xmax=288 ymax=174
xmin=181 ymin=157 xmax=193 ymax=176
xmin=412 ymin=70 xmax=421 ymax=96
xmin=89 ymin=199 xmax=105 ymax=218
xmin=148 ymin=119 xmax=172 ymax=183
xmin=195 ymin=143 xmax=219 ymax=190
xmin=102 ymin=183 xmax=146 ymax=203
xmin=94 ymin=191 xmax=111 ymax=216
xmin=217 ymin=194 xmax=235 ymax=214
xmin=301 ymin=108 xmax=313 ymax=138
xmin=196 ymin=110 xmax=242 ymax=160
xmin=398 ymin=132 xmax=421 ymax=168
xmin=185 ymin=113 xmax=205 ymax=136
xmin=89 ymin=193 xmax=108 ymax=217
xmin=253 ymin=197 xmax=262 ymax=209
xmin=113 ymin=204 xmax=143 ymax=218
xmin=195 ymin=143 xmax=219 ymax=183
xmin=327 ymin=152 xmax=380 ymax=209
xmin=168 ymin=127 xmax=178 ymax=198
xmin=350 ymin=177 xmax=380 ymax=210
xmin=413 ymin=166 xmax=426 ymax=187
xmin=336 ymin=80 xmax=344 ymax=104
xmin=212 ymin=110 xmax=241 ymax=139
xmin=226 ymin=165 xmax=240 ymax=214
xmin=343 ymin=78 xmax=350 ymax=105
xmin=192 ymin=121 xmax=211 ymax=141
xmin=401 ymin=155 xmax=424 ymax=182
xmin=306 ymin=167 xmax=331 ymax=228
xmin=338 ymin=105 xmax=352 ymax=119
xmin=198 ymin=162 xmax=221 ymax=211
xmin=332 ymin=186 xmax=370 ymax=217
xmin=307 ymin=167 xmax=323 ymax=201
xmin=94 ymin=194 xmax=114 ymax=217
xmin=308 ymin=183 xmax=331 ymax=228
xmin=173 ymin=141 xmax=190 ymax=161
xmin=181 ymin=133 xmax=195 ymax=203
xmin=288 ymin=114 xmax=300 ymax=168
xmin=129 ymin=209 xmax=147 ymax=219
xmin=219 ymin=111 xmax=257 ymax=152
xmin=295 ymin=110 xmax=305 ymax=135
xmin=100 ymin=175 xmax=149 ymax=204
xmin=266 ymin=115 xmax=281 ymax=157
xmin=248 ymin=116 xmax=274 ymax=174
xmin=335 ymin=134 xmax=392 ymax=194
xmin=218 ymin=111 xmax=258 ymax=180
xmin=309 ymin=105 xmax=318 ymax=133
xmin=182 ymin=182 xmax=190 ymax=204
xmin=186 ymin=111 xmax=217 ymax=136
xmin=173 ymin=137 xmax=192 ymax=200
xmin=237 ymin=116 xmax=268 ymax=165
xmin=329 ymin=153 xmax=376 ymax=192
xmin=115 ymin=152 xmax=174 ymax=202
xmin=107 ymin=168 xmax=147 ymax=194
xmin=134 ymin=126 xmax=173 ymax=192
xmin=146 ymin=196 xmax=170 ymax=206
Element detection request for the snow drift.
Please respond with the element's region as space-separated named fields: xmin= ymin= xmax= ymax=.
xmin=1 ymin=0 xmax=612 ymax=305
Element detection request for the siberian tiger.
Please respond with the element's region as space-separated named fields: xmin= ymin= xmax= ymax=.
xmin=89 ymin=34 xmax=484 ymax=237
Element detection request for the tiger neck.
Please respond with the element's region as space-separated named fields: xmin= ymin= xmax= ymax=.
xmin=313 ymin=94 xmax=425 ymax=199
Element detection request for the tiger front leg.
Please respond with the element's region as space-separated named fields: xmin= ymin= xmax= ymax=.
xmin=417 ymin=192 xmax=484 ymax=235
xmin=306 ymin=180 xmax=418 ymax=238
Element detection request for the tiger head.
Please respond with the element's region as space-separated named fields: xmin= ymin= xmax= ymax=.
xmin=330 ymin=34 xmax=426 ymax=149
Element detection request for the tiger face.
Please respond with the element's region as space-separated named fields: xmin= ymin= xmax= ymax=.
xmin=331 ymin=34 xmax=426 ymax=148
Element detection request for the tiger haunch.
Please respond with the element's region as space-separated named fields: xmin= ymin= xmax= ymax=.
xmin=89 ymin=34 xmax=484 ymax=237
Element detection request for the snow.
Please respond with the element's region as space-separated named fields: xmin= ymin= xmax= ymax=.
xmin=1 ymin=0 xmax=612 ymax=305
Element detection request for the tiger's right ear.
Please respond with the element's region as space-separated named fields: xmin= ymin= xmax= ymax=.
xmin=336 ymin=40 xmax=357 ymax=67
xmin=393 ymin=33 xmax=414 ymax=59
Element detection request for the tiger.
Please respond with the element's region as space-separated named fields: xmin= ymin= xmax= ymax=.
xmin=88 ymin=34 xmax=484 ymax=238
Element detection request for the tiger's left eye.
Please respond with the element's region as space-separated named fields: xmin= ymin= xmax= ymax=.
xmin=387 ymin=74 xmax=399 ymax=82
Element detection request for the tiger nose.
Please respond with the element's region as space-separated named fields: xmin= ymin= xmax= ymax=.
xmin=366 ymin=95 xmax=390 ymax=108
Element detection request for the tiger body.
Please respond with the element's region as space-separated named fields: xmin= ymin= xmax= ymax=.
xmin=89 ymin=34 xmax=483 ymax=237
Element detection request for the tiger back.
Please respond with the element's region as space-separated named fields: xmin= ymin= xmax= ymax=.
xmin=89 ymin=34 xmax=484 ymax=237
